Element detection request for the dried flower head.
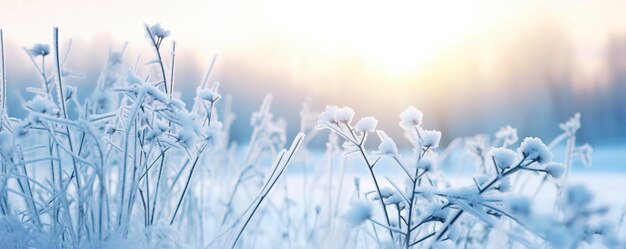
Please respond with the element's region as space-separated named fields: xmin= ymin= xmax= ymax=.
xmin=204 ymin=121 xmax=223 ymax=151
xmin=559 ymin=113 xmax=581 ymax=136
xmin=316 ymin=106 xmax=338 ymax=129
xmin=149 ymin=23 xmax=171 ymax=39
xmin=333 ymin=106 xmax=354 ymax=123
xmin=518 ymin=137 xmax=552 ymax=164
xmin=26 ymin=95 xmax=57 ymax=114
xmin=489 ymin=147 xmax=518 ymax=170
xmin=576 ymin=143 xmax=593 ymax=166
xmin=344 ymin=200 xmax=372 ymax=226
xmin=399 ymin=106 xmax=423 ymax=130
xmin=564 ymin=184 xmax=594 ymax=208
xmin=495 ymin=125 xmax=518 ymax=146
xmin=197 ymin=87 xmax=221 ymax=102
xmin=354 ymin=116 xmax=377 ymax=132
xmin=545 ymin=163 xmax=565 ymax=179
xmin=375 ymin=131 xmax=398 ymax=156
xmin=420 ymin=129 xmax=441 ymax=149
xmin=28 ymin=43 xmax=50 ymax=57
xmin=417 ymin=157 xmax=436 ymax=172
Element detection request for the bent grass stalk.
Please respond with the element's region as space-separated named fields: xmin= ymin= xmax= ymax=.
xmin=230 ymin=133 xmax=305 ymax=249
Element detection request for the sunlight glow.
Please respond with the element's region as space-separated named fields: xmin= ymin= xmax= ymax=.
xmin=285 ymin=0 xmax=492 ymax=77
xmin=3 ymin=0 xmax=626 ymax=89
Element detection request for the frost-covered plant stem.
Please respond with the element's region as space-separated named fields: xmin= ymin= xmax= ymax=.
xmin=170 ymin=154 xmax=201 ymax=225
xmin=49 ymin=27 xmax=88 ymax=244
xmin=432 ymin=155 xmax=531 ymax=243
xmin=550 ymin=132 xmax=576 ymax=218
xmin=144 ymin=25 xmax=170 ymax=97
xmin=231 ymin=133 xmax=305 ymax=249
xmin=171 ymin=97 xmax=217 ymax=225
xmin=220 ymin=165 xmax=255 ymax=226
xmin=562 ymin=132 xmax=575 ymax=185
xmin=404 ymin=147 xmax=429 ymax=248
xmin=149 ymin=147 xmax=169 ymax=225
xmin=118 ymin=90 xmax=146 ymax=229
xmin=319 ymin=118 xmax=395 ymax=240
xmin=54 ymin=27 xmax=86 ymax=242
xmin=352 ymin=127 xmax=395 ymax=240
xmin=53 ymin=28 xmax=68 ymax=120
xmin=0 ymin=29 xmax=8 ymax=219
xmin=0 ymin=29 xmax=6 ymax=119
xmin=327 ymin=134 xmax=334 ymax=228
xmin=169 ymin=41 xmax=176 ymax=99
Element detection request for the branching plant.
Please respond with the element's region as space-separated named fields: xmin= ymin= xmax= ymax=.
xmin=317 ymin=107 xmax=623 ymax=249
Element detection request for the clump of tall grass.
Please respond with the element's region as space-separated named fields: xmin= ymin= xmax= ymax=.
xmin=0 ymin=25 xmax=623 ymax=249
xmin=0 ymin=25 xmax=304 ymax=248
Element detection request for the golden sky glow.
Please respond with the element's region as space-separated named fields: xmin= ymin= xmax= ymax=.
xmin=2 ymin=0 xmax=626 ymax=90
xmin=2 ymin=0 xmax=626 ymax=143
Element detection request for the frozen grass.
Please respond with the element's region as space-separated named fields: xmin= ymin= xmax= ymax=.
xmin=0 ymin=25 xmax=624 ymax=249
